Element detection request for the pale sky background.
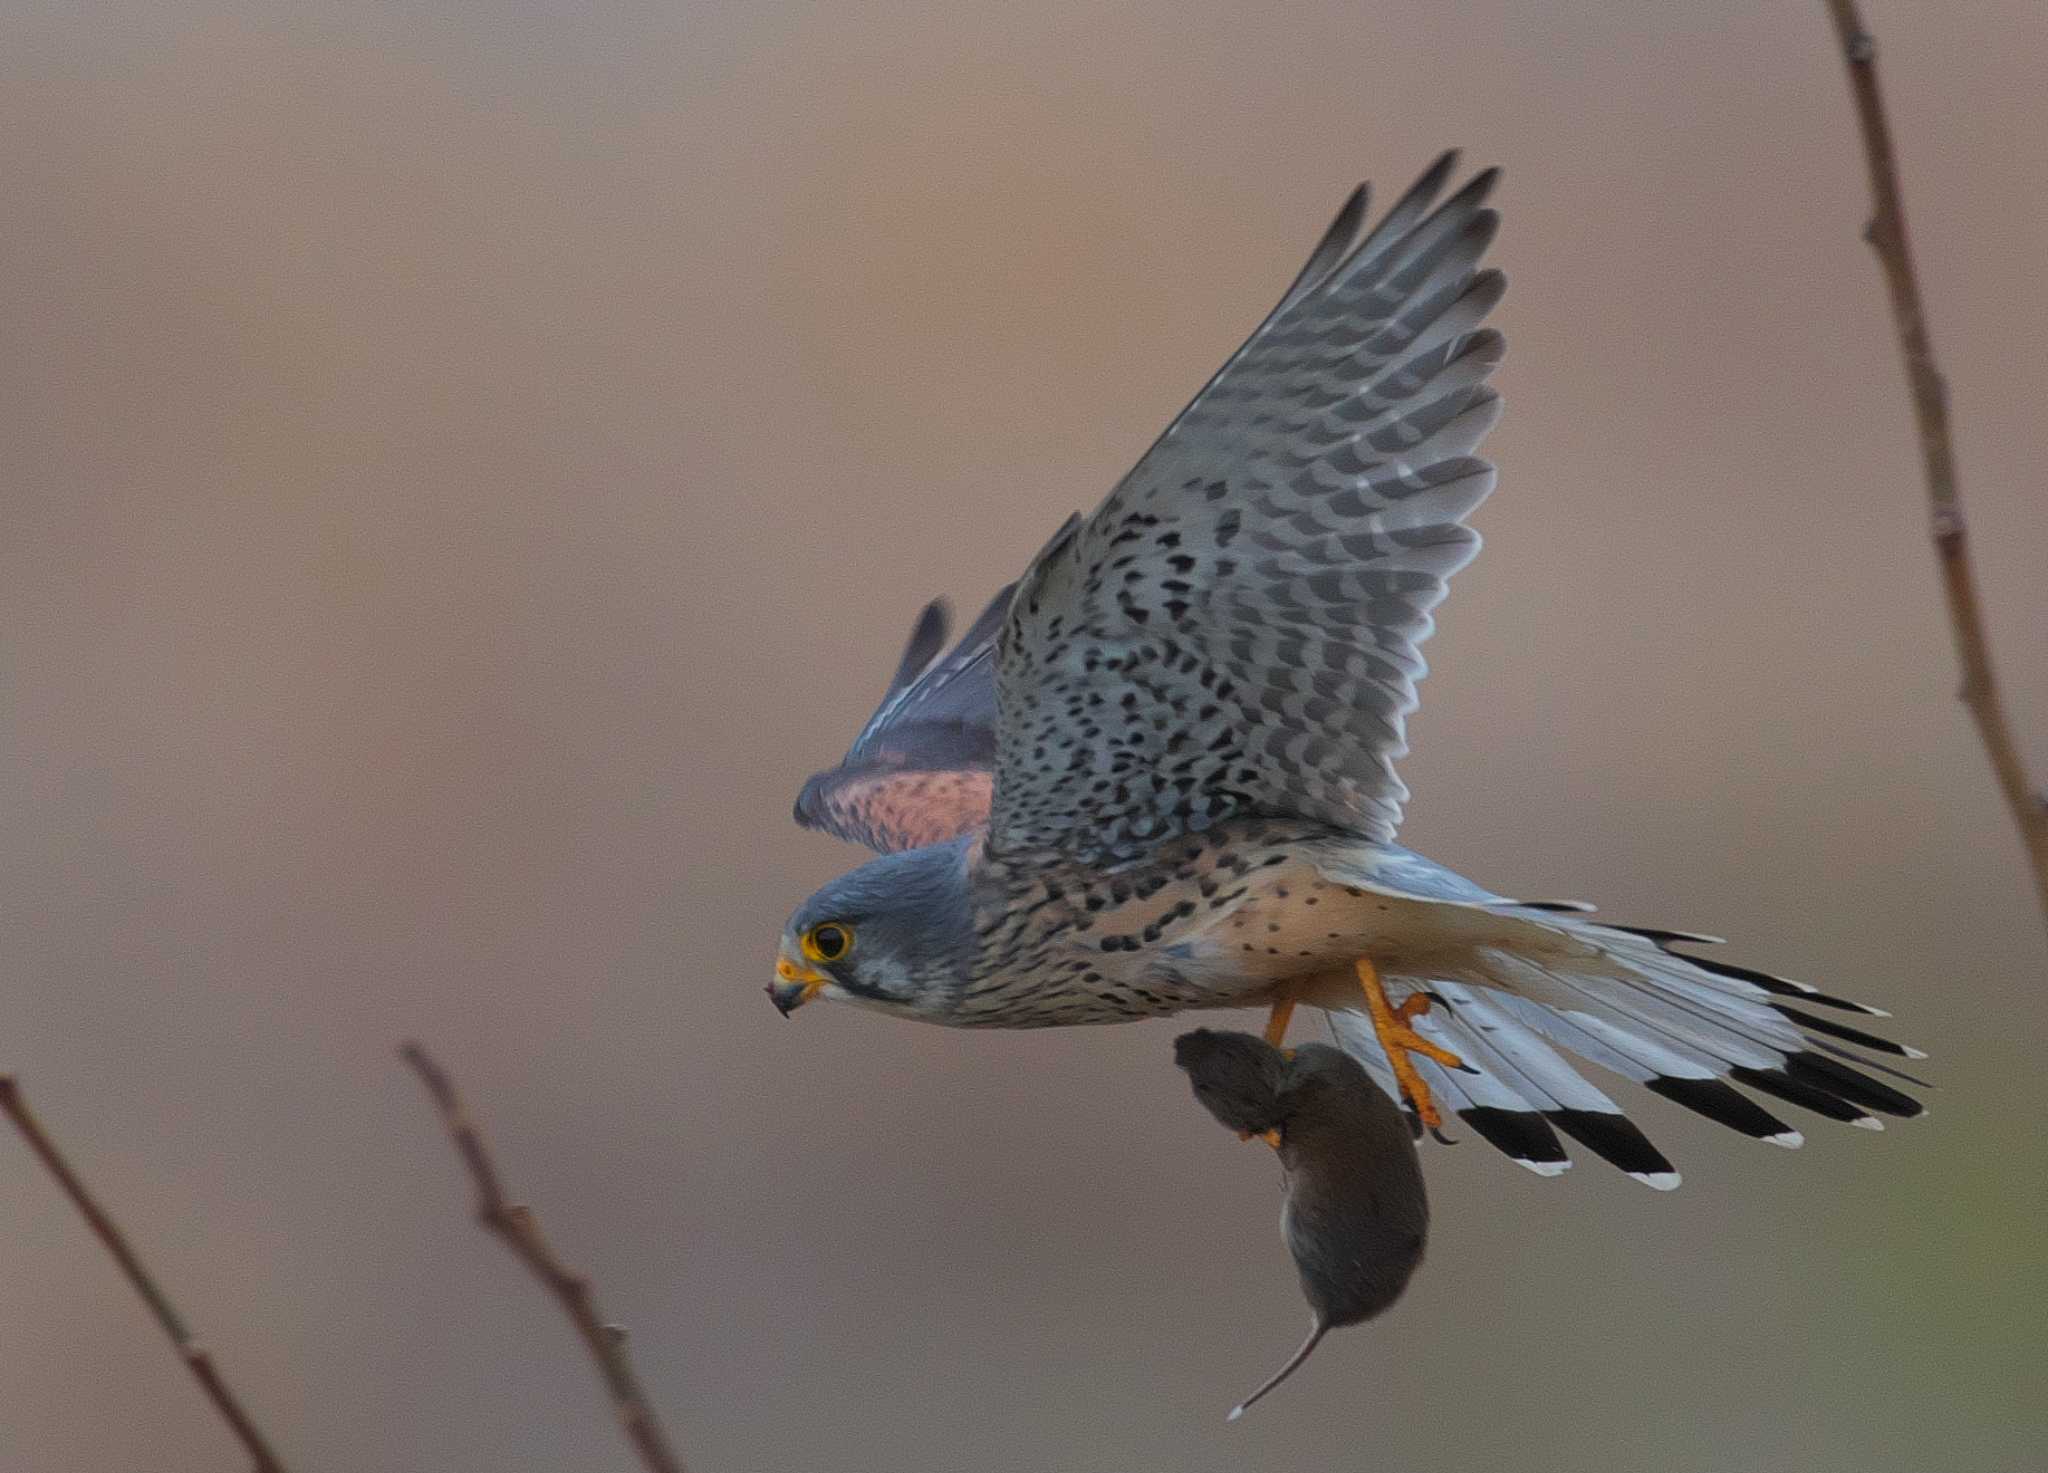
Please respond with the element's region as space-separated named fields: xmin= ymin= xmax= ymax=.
xmin=2 ymin=2 xmax=2045 ymax=1470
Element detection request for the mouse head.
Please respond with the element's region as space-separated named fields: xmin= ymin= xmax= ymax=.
xmin=1174 ymin=1029 xmax=1290 ymax=1138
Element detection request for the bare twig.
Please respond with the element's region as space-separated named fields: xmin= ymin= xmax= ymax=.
xmin=399 ymin=1043 xmax=687 ymax=1473
xmin=0 ymin=1075 xmax=289 ymax=1473
xmin=1822 ymin=0 xmax=2048 ymax=934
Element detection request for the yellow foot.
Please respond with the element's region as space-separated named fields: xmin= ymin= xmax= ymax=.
xmin=1355 ymin=959 xmax=1465 ymax=1133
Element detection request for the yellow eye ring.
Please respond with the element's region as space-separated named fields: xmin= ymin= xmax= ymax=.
xmin=800 ymin=923 xmax=853 ymax=964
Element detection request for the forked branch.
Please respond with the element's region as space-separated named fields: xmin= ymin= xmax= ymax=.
xmin=1822 ymin=0 xmax=2048 ymax=934
xmin=399 ymin=1043 xmax=687 ymax=1473
xmin=0 ymin=1075 xmax=289 ymax=1473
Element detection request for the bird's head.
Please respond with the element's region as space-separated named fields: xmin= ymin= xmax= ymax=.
xmin=770 ymin=838 xmax=976 ymax=1021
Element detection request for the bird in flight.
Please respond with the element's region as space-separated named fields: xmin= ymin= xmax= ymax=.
xmin=772 ymin=154 xmax=1925 ymax=1186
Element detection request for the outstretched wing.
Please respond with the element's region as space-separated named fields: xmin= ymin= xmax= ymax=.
xmin=990 ymin=155 xmax=1505 ymax=860
xmin=793 ymin=587 xmax=1008 ymax=852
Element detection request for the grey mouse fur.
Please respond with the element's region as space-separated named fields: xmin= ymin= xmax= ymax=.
xmin=1173 ymin=1028 xmax=1429 ymax=1420
xmin=1172 ymin=1027 xmax=1291 ymax=1139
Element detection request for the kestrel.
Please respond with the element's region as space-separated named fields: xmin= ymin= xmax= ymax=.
xmin=772 ymin=155 xmax=1925 ymax=1185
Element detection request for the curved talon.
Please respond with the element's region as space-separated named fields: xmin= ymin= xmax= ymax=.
xmin=1354 ymin=959 xmax=1465 ymax=1133
xmin=1429 ymin=1125 xmax=1459 ymax=1146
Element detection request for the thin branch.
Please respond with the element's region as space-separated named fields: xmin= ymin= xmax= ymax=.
xmin=399 ymin=1043 xmax=687 ymax=1473
xmin=0 ymin=1076 xmax=289 ymax=1473
xmin=1822 ymin=0 xmax=2048 ymax=935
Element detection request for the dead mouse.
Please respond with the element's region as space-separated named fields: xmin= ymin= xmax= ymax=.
xmin=1173 ymin=1028 xmax=1429 ymax=1420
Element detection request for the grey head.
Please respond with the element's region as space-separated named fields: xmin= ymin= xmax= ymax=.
xmin=769 ymin=837 xmax=977 ymax=1021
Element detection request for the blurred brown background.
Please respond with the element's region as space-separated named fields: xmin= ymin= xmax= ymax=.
xmin=2 ymin=2 xmax=2044 ymax=1469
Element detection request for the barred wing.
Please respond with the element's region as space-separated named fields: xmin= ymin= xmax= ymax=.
xmin=991 ymin=155 xmax=1505 ymax=860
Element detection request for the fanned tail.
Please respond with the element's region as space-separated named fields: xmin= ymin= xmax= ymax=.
xmin=1322 ymin=912 xmax=1926 ymax=1188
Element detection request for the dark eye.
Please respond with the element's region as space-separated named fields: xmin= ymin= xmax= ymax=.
xmin=804 ymin=923 xmax=852 ymax=962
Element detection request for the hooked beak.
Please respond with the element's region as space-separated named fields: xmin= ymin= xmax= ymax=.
xmin=768 ymin=953 xmax=827 ymax=1017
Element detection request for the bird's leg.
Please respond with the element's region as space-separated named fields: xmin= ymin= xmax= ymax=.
xmin=1355 ymin=959 xmax=1464 ymax=1133
xmin=1261 ymin=998 xmax=1296 ymax=1048
xmin=1231 ymin=996 xmax=1299 ymax=1147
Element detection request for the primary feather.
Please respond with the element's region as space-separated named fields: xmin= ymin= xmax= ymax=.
xmin=991 ymin=156 xmax=1506 ymax=860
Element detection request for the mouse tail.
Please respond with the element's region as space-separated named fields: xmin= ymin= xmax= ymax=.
xmin=1226 ymin=1317 xmax=1328 ymax=1422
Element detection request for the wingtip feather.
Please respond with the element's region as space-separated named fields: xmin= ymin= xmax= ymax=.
xmin=889 ymin=599 xmax=951 ymax=693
